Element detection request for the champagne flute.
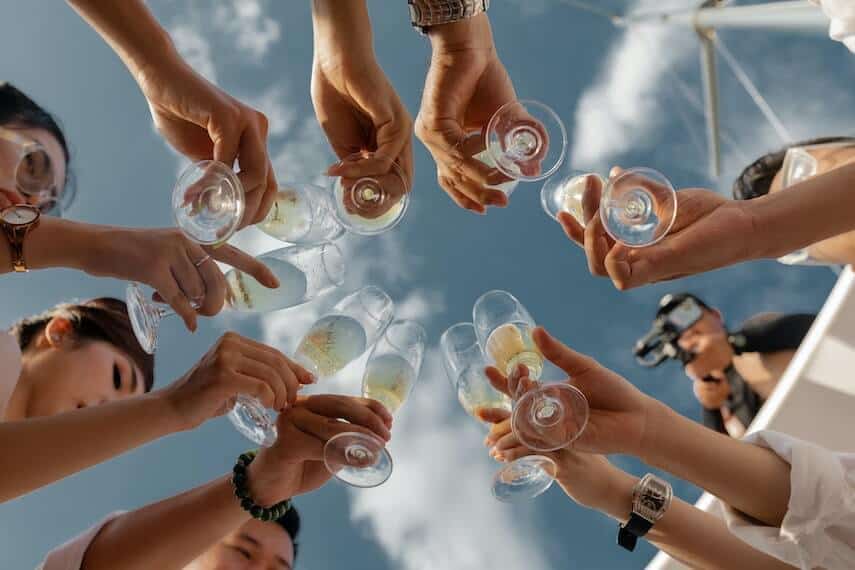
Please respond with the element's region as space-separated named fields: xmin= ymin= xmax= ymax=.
xmin=473 ymin=291 xmax=589 ymax=454
xmin=172 ymin=160 xmax=245 ymax=246
xmin=440 ymin=322 xmax=556 ymax=502
xmin=324 ymin=320 xmax=426 ymax=487
xmin=329 ymin=152 xmax=411 ymax=235
xmin=467 ymin=99 xmax=568 ymax=197
xmin=293 ymin=286 xmax=395 ymax=379
xmin=257 ymin=182 xmax=345 ymax=245
xmin=541 ymin=167 xmax=677 ymax=247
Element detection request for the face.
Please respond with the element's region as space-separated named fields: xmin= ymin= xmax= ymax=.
xmin=769 ymin=145 xmax=855 ymax=264
xmin=677 ymin=308 xmax=726 ymax=354
xmin=189 ymin=519 xmax=294 ymax=570
xmin=20 ymin=326 xmax=145 ymax=418
xmin=0 ymin=126 xmax=67 ymax=212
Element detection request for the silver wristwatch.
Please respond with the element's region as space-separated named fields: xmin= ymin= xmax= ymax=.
xmin=617 ymin=474 xmax=673 ymax=552
xmin=408 ymin=0 xmax=490 ymax=33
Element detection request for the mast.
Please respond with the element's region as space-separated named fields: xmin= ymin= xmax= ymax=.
xmin=621 ymin=1 xmax=827 ymax=178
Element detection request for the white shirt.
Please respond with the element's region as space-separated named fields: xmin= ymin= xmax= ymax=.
xmin=720 ymin=431 xmax=855 ymax=569
xmin=37 ymin=512 xmax=123 ymax=570
xmin=811 ymin=0 xmax=855 ymax=52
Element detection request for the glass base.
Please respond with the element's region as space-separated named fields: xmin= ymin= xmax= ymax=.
xmin=600 ymin=167 xmax=676 ymax=247
xmin=173 ymin=160 xmax=245 ymax=245
xmin=330 ymin=152 xmax=410 ymax=236
xmin=228 ymin=395 xmax=278 ymax=447
xmin=126 ymin=283 xmax=161 ymax=355
xmin=324 ymin=432 xmax=392 ymax=488
xmin=492 ymin=455 xmax=556 ymax=502
xmin=512 ymin=384 xmax=589 ymax=452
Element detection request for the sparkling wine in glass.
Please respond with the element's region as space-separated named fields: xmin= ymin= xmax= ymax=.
xmin=294 ymin=286 xmax=394 ymax=379
xmin=324 ymin=320 xmax=426 ymax=487
xmin=330 ymin=152 xmax=411 ymax=235
xmin=172 ymin=160 xmax=245 ymax=246
xmin=473 ymin=290 xmax=589 ymax=457
xmin=541 ymin=167 xmax=677 ymax=247
xmin=257 ymin=182 xmax=345 ymax=245
xmin=440 ymin=322 xmax=555 ymax=502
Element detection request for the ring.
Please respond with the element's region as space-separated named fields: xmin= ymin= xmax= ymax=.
xmin=194 ymin=254 xmax=212 ymax=268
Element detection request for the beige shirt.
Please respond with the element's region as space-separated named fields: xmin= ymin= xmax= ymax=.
xmin=37 ymin=512 xmax=123 ymax=570
xmin=0 ymin=331 xmax=22 ymax=418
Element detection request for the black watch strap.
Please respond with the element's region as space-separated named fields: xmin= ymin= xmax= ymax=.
xmin=617 ymin=513 xmax=654 ymax=551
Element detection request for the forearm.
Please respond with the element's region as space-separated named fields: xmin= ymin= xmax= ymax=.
xmin=641 ymin=404 xmax=791 ymax=526
xmin=82 ymin=476 xmax=249 ymax=570
xmin=586 ymin=468 xmax=791 ymax=570
xmin=748 ymin=161 xmax=855 ymax=259
xmin=0 ymin=394 xmax=181 ymax=503
xmin=66 ymin=0 xmax=179 ymax=78
xmin=312 ymin=0 xmax=374 ymax=66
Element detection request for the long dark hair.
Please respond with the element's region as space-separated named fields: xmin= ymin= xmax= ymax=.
xmin=11 ymin=298 xmax=155 ymax=392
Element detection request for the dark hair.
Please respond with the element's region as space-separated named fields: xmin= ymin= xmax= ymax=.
xmin=10 ymin=298 xmax=155 ymax=392
xmin=274 ymin=504 xmax=301 ymax=560
xmin=732 ymin=136 xmax=855 ymax=200
xmin=656 ymin=292 xmax=712 ymax=318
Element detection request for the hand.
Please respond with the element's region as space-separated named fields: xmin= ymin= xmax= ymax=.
xmin=481 ymin=407 xmax=633 ymax=514
xmin=161 ymin=332 xmax=315 ymax=431
xmin=88 ymin=228 xmax=278 ymax=331
xmin=247 ymin=395 xmax=393 ymax=505
xmin=558 ymin=168 xmax=756 ymax=290
xmin=693 ymin=377 xmax=731 ymax=409
xmin=311 ymin=55 xmax=413 ymax=219
xmin=133 ymin=58 xmax=276 ymax=227
xmin=416 ymin=14 xmax=517 ymax=213
xmin=679 ymin=331 xmax=734 ymax=383
xmin=485 ymin=327 xmax=662 ymax=458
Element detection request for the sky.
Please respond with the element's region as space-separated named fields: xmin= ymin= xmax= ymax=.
xmin=0 ymin=1 xmax=851 ymax=569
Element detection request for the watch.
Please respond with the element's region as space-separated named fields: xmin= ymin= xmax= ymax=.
xmin=408 ymin=0 xmax=490 ymax=33
xmin=617 ymin=474 xmax=673 ymax=552
xmin=1 ymin=204 xmax=41 ymax=272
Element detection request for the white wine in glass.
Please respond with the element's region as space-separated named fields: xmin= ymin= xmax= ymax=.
xmin=324 ymin=320 xmax=426 ymax=488
xmin=440 ymin=322 xmax=554 ymax=502
xmin=258 ymin=182 xmax=345 ymax=245
xmin=294 ymin=286 xmax=394 ymax=378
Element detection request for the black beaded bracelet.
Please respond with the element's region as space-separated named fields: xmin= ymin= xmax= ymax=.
xmin=232 ymin=451 xmax=292 ymax=522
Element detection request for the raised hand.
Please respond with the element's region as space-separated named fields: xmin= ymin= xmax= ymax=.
xmin=161 ymin=332 xmax=314 ymax=431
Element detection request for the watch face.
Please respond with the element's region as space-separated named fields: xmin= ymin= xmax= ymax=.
xmin=635 ymin=476 xmax=672 ymax=521
xmin=2 ymin=205 xmax=38 ymax=225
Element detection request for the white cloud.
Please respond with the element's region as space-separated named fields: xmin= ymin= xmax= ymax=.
xmin=348 ymin=349 xmax=551 ymax=570
xmin=212 ymin=0 xmax=281 ymax=61
xmin=243 ymin=83 xmax=298 ymax=139
xmin=169 ymin=23 xmax=218 ymax=83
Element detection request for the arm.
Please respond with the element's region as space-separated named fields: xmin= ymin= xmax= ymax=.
xmin=0 ymin=393 xmax=180 ymax=503
xmin=65 ymin=0 xmax=276 ymax=225
xmin=78 ymin=395 xmax=392 ymax=570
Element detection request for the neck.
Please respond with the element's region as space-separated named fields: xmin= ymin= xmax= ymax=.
xmin=3 ymin=366 xmax=32 ymax=421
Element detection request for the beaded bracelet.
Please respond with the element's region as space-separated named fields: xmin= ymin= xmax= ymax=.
xmin=232 ymin=451 xmax=292 ymax=521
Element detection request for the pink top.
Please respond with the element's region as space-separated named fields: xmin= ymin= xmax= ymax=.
xmin=37 ymin=512 xmax=123 ymax=570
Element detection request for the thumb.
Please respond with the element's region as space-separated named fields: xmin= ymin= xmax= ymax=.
xmin=210 ymin=118 xmax=240 ymax=170
xmin=477 ymin=407 xmax=511 ymax=424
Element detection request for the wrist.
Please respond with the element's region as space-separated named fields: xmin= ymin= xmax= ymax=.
xmin=312 ymin=0 xmax=374 ymax=66
xmin=636 ymin=398 xmax=678 ymax=467
xmin=246 ymin=452 xmax=297 ymax=508
xmin=428 ymin=12 xmax=493 ymax=53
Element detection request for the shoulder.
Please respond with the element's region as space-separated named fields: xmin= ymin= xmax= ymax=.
xmin=0 ymin=331 xmax=22 ymax=416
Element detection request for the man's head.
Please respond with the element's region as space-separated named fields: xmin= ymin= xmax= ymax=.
xmin=187 ymin=507 xmax=300 ymax=570
xmin=732 ymin=136 xmax=855 ymax=264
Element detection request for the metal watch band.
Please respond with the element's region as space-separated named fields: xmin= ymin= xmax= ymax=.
xmin=408 ymin=0 xmax=489 ymax=32
xmin=9 ymin=226 xmax=26 ymax=272
xmin=617 ymin=514 xmax=654 ymax=552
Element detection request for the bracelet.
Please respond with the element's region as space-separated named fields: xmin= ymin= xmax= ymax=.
xmin=232 ymin=451 xmax=292 ymax=521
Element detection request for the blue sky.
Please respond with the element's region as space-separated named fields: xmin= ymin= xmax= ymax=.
xmin=0 ymin=1 xmax=849 ymax=569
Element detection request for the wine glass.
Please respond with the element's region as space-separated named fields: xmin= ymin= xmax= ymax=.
xmin=324 ymin=320 xmax=426 ymax=487
xmin=257 ymin=182 xmax=345 ymax=245
xmin=541 ymin=167 xmax=677 ymax=247
xmin=475 ymin=99 xmax=567 ymax=197
xmin=473 ymin=290 xmax=589 ymax=454
xmin=329 ymin=152 xmax=411 ymax=235
xmin=172 ymin=160 xmax=245 ymax=246
xmin=293 ymin=286 xmax=395 ymax=379
xmin=440 ymin=322 xmax=556 ymax=502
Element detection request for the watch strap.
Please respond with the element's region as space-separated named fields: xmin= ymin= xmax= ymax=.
xmin=617 ymin=513 xmax=654 ymax=551
xmin=408 ymin=0 xmax=489 ymax=32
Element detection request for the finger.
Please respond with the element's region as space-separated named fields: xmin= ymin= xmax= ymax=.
xmin=583 ymin=209 xmax=613 ymax=277
xmin=208 ymin=244 xmax=279 ymax=289
xmin=495 ymin=446 xmax=540 ymax=463
xmin=438 ymin=172 xmax=486 ymax=214
xmin=236 ymin=356 xmax=290 ymax=411
xmin=451 ymin=171 xmax=507 ymax=208
xmin=237 ymin=338 xmax=308 ymax=405
xmin=250 ymin=161 xmax=278 ymax=225
xmin=507 ymin=363 xmax=530 ymax=399
xmin=365 ymin=398 xmax=395 ymax=428
xmin=557 ymin=211 xmax=585 ymax=246
xmin=233 ymin=374 xmax=277 ymax=411
xmin=485 ymin=366 xmax=512 ymax=398
xmin=300 ymin=395 xmax=392 ymax=441
xmin=289 ymin=407 xmax=387 ymax=450
xmin=236 ymin=122 xmax=270 ymax=214
xmin=476 ymin=407 xmax=511 ymax=425
xmin=493 ymin=431 xmax=521 ymax=452
xmin=398 ymin=139 xmax=415 ymax=191
xmin=533 ymin=327 xmax=599 ymax=377
xmin=211 ymin=119 xmax=240 ymax=171
xmin=188 ymin=244 xmax=227 ymax=316
xmin=484 ymin=418 xmax=512 ymax=444
xmin=603 ymin=242 xmax=636 ymax=291
xmin=581 ymin=171 xmax=603 ymax=226
xmin=157 ymin=275 xmax=198 ymax=332
xmin=171 ymin=248 xmax=206 ymax=305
